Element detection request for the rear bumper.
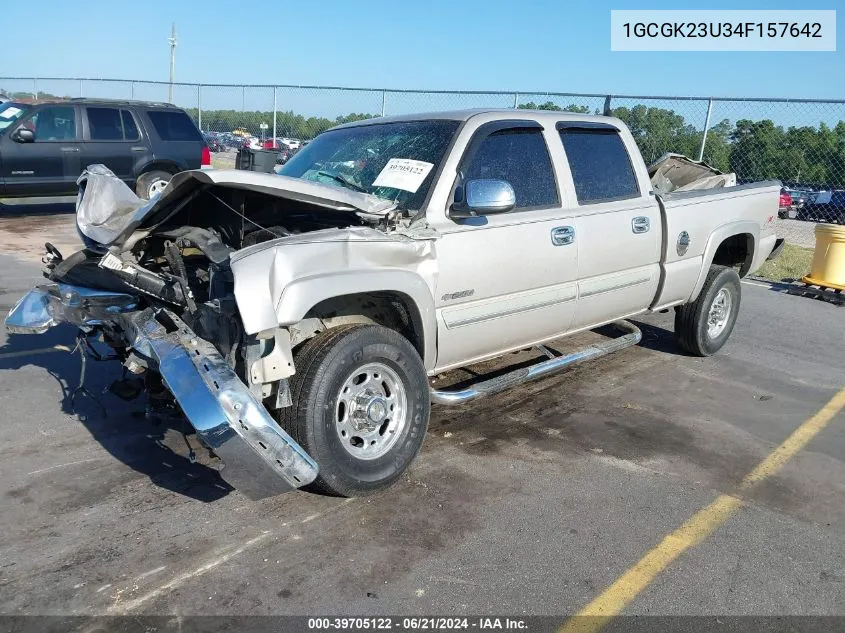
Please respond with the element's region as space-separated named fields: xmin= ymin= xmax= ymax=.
xmin=6 ymin=284 xmax=318 ymax=499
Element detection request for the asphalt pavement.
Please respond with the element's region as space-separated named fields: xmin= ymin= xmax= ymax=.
xmin=0 ymin=211 xmax=843 ymax=624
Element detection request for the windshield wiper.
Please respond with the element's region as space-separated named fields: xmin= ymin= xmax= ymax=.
xmin=317 ymin=171 xmax=367 ymax=193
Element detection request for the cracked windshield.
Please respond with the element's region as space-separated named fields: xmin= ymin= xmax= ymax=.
xmin=279 ymin=119 xmax=460 ymax=209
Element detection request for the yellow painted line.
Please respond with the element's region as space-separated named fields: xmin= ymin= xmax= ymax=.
xmin=559 ymin=385 xmax=845 ymax=633
xmin=0 ymin=344 xmax=72 ymax=360
xmin=740 ymin=386 xmax=845 ymax=490
xmin=560 ymin=494 xmax=743 ymax=633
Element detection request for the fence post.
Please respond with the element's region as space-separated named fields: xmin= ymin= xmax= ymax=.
xmin=33 ymin=78 xmax=38 ymax=102
xmin=79 ymin=79 xmax=84 ymax=98
xmin=130 ymin=81 xmax=134 ymax=99
xmin=197 ymin=85 xmax=202 ymax=131
xmin=697 ymin=98 xmax=714 ymax=162
xmin=272 ymin=87 xmax=278 ymax=141
xmin=241 ymin=86 xmax=245 ymax=112
xmin=603 ymin=95 xmax=613 ymax=116
xmin=381 ymin=90 xmax=386 ymax=117
xmin=513 ymin=93 xmax=519 ymax=108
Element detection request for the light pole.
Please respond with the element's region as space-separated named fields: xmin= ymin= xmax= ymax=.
xmin=168 ymin=23 xmax=177 ymax=103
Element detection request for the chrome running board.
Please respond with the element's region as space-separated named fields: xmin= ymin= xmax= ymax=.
xmin=429 ymin=320 xmax=642 ymax=405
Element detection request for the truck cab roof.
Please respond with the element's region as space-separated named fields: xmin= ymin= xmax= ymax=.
xmin=331 ymin=108 xmax=626 ymax=131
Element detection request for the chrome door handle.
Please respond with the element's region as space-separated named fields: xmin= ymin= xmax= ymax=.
xmin=60 ymin=146 xmax=80 ymax=152
xmin=130 ymin=146 xmax=147 ymax=152
xmin=632 ymin=216 xmax=650 ymax=233
xmin=551 ymin=226 xmax=575 ymax=246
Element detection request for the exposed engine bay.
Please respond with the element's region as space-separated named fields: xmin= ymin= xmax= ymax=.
xmin=47 ymin=166 xmax=411 ymax=374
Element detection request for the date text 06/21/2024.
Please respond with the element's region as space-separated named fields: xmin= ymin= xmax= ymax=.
xmin=306 ymin=617 xmax=528 ymax=630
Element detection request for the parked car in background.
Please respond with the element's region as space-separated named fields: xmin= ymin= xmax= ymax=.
xmin=778 ymin=187 xmax=807 ymax=219
xmin=0 ymin=98 xmax=210 ymax=199
xmin=218 ymin=133 xmax=242 ymax=150
xmin=279 ymin=137 xmax=301 ymax=150
xmin=799 ymin=190 xmax=845 ymax=224
xmin=0 ymin=93 xmax=10 ymax=105
xmin=203 ymin=132 xmax=224 ymax=152
xmin=276 ymin=147 xmax=294 ymax=165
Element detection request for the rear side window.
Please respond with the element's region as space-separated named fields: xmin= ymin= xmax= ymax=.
xmin=463 ymin=128 xmax=558 ymax=209
xmin=86 ymin=107 xmax=141 ymax=141
xmin=560 ymin=129 xmax=639 ymax=203
xmin=146 ymin=110 xmax=202 ymax=142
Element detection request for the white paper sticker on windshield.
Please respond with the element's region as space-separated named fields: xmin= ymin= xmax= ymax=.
xmin=0 ymin=106 xmax=22 ymax=119
xmin=372 ymin=158 xmax=434 ymax=193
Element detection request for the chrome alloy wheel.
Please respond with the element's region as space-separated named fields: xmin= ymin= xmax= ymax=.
xmin=707 ymin=287 xmax=732 ymax=339
xmin=148 ymin=178 xmax=169 ymax=197
xmin=335 ymin=362 xmax=408 ymax=460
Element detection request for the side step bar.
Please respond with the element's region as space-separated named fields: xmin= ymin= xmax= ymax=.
xmin=429 ymin=320 xmax=642 ymax=405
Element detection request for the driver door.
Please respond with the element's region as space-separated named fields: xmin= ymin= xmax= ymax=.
xmin=1 ymin=105 xmax=81 ymax=196
xmin=433 ymin=121 xmax=580 ymax=372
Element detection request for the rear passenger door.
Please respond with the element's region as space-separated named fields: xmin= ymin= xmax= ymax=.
xmin=82 ymin=106 xmax=149 ymax=183
xmin=557 ymin=123 xmax=661 ymax=330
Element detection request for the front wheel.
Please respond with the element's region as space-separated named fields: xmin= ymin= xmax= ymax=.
xmin=674 ymin=265 xmax=741 ymax=357
xmin=278 ymin=324 xmax=430 ymax=497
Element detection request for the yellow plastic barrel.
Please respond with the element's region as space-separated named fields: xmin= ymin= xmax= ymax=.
xmin=803 ymin=223 xmax=845 ymax=290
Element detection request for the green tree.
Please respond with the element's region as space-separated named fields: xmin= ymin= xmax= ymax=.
xmin=184 ymin=108 xmax=378 ymax=139
xmin=700 ymin=119 xmax=732 ymax=172
xmin=519 ymin=101 xmax=589 ymax=113
xmin=729 ymin=119 xmax=786 ymax=181
xmin=611 ymin=105 xmax=702 ymax=165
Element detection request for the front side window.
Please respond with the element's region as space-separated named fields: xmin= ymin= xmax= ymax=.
xmin=28 ymin=106 xmax=77 ymax=142
xmin=560 ymin=128 xmax=639 ymax=203
xmin=462 ymin=128 xmax=558 ymax=209
xmin=280 ymin=119 xmax=460 ymax=211
xmin=0 ymin=103 xmax=29 ymax=131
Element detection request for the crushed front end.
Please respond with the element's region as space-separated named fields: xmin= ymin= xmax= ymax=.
xmin=6 ymin=282 xmax=318 ymax=498
xmin=1 ymin=166 xmax=365 ymax=498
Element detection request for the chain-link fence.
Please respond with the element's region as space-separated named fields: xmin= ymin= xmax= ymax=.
xmin=2 ymin=77 xmax=844 ymax=247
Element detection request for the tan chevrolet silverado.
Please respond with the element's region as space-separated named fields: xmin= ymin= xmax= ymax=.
xmin=5 ymin=109 xmax=781 ymax=498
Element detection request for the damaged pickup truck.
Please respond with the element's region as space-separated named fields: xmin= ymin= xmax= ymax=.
xmin=6 ymin=110 xmax=781 ymax=499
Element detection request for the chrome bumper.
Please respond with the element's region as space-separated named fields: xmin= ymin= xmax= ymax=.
xmin=5 ymin=283 xmax=139 ymax=334
xmin=6 ymin=284 xmax=319 ymax=499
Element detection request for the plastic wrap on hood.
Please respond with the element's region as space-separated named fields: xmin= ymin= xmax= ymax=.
xmin=75 ymin=165 xmax=153 ymax=246
xmin=649 ymin=153 xmax=737 ymax=194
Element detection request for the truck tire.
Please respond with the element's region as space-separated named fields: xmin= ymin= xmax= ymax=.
xmin=136 ymin=170 xmax=173 ymax=199
xmin=278 ymin=324 xmax=430 ymax=497
xmin=674 ymin=265 xmax=741 ymax=357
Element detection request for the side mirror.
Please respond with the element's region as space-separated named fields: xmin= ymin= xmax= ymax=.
xmin=12 ymin=128 xmax=34 ymax=143
xmin=450 ymin=179 xmax=516 ymax=219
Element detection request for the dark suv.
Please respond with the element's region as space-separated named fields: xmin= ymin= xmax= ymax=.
xmin=0 ymin=99 xmax=210 ymax=199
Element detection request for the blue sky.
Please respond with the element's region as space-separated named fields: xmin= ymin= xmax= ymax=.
xmin=2 ymin=0 xmax=842 ymax=100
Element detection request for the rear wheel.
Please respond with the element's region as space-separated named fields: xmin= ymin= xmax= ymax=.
xmin=278 ymin=324 xmax=430 ymax=497
xmin=674 ymin=265 xmax=741 ymax=357
xmin=136 ymin=169 xmax=173 ymax=199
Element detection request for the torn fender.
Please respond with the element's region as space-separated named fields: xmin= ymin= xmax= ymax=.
xmin=229 ymin=226 xmax=439 ymax=370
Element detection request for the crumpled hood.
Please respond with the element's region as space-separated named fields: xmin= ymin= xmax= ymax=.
xmin=648 ymin=153 xmax=737 ymax=194
xmin=76 ymin=166 xmax=397 ymax=247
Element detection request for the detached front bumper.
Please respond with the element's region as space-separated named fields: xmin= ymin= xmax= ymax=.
xmin=6 ymin=284 xmax=319 ymax=499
